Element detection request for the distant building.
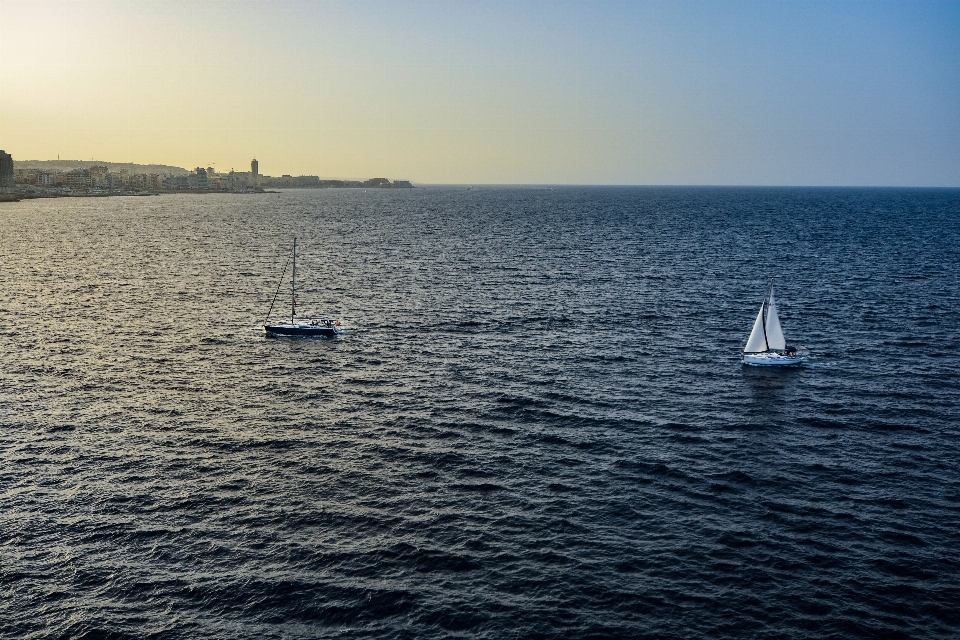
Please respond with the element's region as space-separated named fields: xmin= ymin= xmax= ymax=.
xmin=251 ymin=158 xmax=259 ymax=183
xmin=14 ymin=168 xmax=35 ymax=184
xmin=18 ymin=169 xmax=55 ymax=187
xmin=0 ymin=150 xmax=14 ymax=189
xmin=188 ymin=167 xmax=209 ymax=190
xmin=89 ymin=165 xmax=109 ymax=188
xmin=226 ymin=169 xmax=253 ymax=189
xmin=64 ymin=168 xmax=91 ymax=190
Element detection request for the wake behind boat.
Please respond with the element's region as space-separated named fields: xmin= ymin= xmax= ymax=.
xmin=264 ymin=238 xmax=342 ymax=338
xmin=742 ymin=280 xmax=802 ymax=366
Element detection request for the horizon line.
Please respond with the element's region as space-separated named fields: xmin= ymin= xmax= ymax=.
xmin=9 ymin=161 xmax=958 ymax=189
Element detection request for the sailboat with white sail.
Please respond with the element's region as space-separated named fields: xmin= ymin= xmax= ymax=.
xmin=742 ymin=280 xmax=802 ymax=366
xmin=264 ymin=238 xmax=342 ymax=337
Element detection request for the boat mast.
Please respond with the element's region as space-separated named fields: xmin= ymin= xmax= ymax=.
xmin=291 ymin=237 xmax=296 ymax=325
xmin=760 ymin=280 xmax=772 ymax=351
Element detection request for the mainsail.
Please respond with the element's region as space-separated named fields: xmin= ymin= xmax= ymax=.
xmin=743 ymin=283 xmax=787 ymax=353
xmin=764 ymin=292 xmax=786 ymax=350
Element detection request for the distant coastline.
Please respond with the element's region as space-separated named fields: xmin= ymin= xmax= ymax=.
xmin=4 ymin=157 xmax=413 ymax=199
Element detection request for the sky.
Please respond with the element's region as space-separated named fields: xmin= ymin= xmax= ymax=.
xmin=1 ymin=0 xmax=958 ymax=185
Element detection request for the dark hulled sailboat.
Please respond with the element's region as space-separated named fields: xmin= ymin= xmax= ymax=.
xmin=264 ymin=238 xmax=341 ymax=337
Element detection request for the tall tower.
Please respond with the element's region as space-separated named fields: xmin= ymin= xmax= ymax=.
xmin=0 ymin=150 xmax=14 ymax=190
xmin=251 ymin=158 xmax=259 ymax=182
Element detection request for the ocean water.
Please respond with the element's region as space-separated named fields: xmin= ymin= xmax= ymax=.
xmin=1 ymin=187 xmax=958 ymax=639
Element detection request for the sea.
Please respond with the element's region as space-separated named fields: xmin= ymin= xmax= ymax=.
xmin=1 ymin=187 xmax=958 ymax=639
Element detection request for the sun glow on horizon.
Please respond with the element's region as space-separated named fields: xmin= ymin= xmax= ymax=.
xmin=1 ymin=0 xmax=958 ymax=186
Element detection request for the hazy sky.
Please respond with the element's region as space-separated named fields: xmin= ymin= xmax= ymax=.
xmin=1 ymin=1 xmax=958 ymax=185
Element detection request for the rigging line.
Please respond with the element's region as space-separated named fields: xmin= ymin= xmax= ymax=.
xmin=761 ymin=300 xmax=769 ymax=351
xmin=761 ymin=280 xmax=772 ymax=351
xmin=265 ymin=260 xmax=290 ymax=325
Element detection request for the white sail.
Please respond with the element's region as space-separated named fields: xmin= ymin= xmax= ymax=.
xmin=744 ymin=305 xmax=768 ymax=353
xmin=765 ymin=292 xmax=786 ymax=349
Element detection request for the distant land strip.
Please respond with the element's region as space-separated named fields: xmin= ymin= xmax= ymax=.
xmin=5 ymin=157 xmax=413 ymax=199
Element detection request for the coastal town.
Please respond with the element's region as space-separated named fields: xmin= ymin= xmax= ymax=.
xmin=0 ymin=150 xmax=412 ymax=200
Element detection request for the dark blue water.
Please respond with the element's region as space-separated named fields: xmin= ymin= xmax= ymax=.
xmin=1 ymin=187 xmax=959 ymax=638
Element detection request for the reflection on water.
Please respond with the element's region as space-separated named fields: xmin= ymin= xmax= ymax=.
xmin=1 ymin=188 xmax=959 ymax=638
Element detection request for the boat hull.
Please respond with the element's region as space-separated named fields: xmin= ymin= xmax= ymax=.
xmin=265 ymin=324 xmax=340 ymax=337
xmin=742 ymin=351 xmax=802 ymax=366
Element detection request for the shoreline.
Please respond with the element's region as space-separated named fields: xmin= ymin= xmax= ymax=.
xmin=4 ymin=185 xmax=415 ymax=200
xmin=4 ymin=189 xmax=282 ymax=200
